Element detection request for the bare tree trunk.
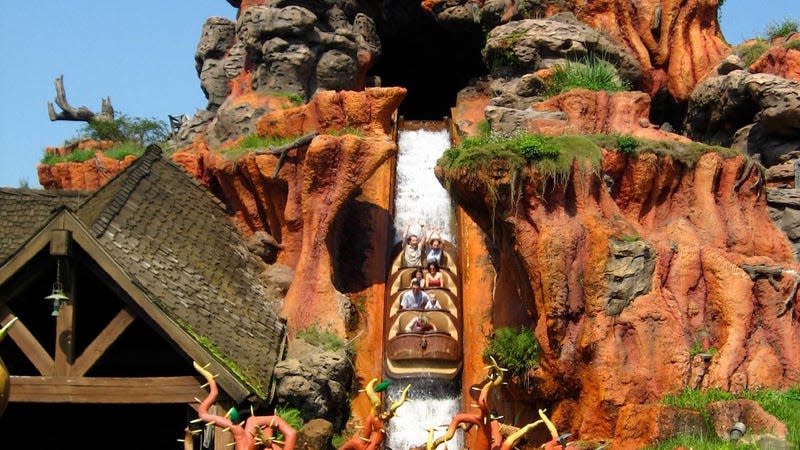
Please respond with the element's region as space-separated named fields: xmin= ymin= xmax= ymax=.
xmin=47 ymin=75 xmax=114 ymax=122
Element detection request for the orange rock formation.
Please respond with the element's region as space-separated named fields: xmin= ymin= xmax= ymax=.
xmin=443 ymin=149 xmax=800 ymax=440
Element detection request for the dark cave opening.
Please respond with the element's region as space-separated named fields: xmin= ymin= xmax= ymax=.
xmin=369 ymin=8 xmax=487 ymax=120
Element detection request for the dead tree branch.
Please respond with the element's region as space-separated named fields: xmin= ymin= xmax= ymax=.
xmin=254 ymin=132 xmax=318 ymax=178
xmin=47 ymin=75 xmax=114 ymax=122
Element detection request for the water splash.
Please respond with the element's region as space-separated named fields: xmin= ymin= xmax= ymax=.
xmin=385 ymin=379 xmax=463 ymax=450
xmin=393 ymin=128 xmax=455 ymax=245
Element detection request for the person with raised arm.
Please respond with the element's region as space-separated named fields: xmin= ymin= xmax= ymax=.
xmin=402 ymin=218 xmax=425 ymax=267
xmin=425 ymin=227 xmax=444 ymax=266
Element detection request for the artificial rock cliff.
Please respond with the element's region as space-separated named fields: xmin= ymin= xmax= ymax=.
xmin=445 ymin=142 xmax=800 ymax=441
xmin=33 ymin=0 xmax=800 ymax=447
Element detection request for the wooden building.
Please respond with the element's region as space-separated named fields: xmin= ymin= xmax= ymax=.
xmin=0 ymin=146 xmax=287 ymax=449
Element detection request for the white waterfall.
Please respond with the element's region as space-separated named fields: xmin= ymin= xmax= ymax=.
xmin=385 ymin=379 xmax=463 ymax=450
xmin=392 ymin=128 xmax=455 ymax=245
xmin=386 ymin=125 xmax=463 ymax=450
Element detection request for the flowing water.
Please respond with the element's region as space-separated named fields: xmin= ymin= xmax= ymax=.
xmin=392 ymin=127 xmax=456 ymax=245
xmin=385 ymin=379 xmax=463 ymax=450
xmin=386 ymin=124 xmax=463 ymax=450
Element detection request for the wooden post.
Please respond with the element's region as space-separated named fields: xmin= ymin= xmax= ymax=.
xmin=50 ymin=230 xmax=75 ymax=376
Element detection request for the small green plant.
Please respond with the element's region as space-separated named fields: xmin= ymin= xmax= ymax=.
xmin=331 ymin=434 xmax=347 ymax=448
xmin=736 ymin=40 xmax=770 ymax=66
xmin=272 ymin=91 xmax=304 ymax=106
xmin=483 ymin=326 xmax=541 ymax=378
xmin=104 ymin=142 xmax=146 ymax=160
xmin=276 ymin=405 xmax=304 ymax=429
xmin=688 ymin=341 xmax=703 ymax=358
xmin=620 ymin=234 xmax=640 ymax=243
xmin=477 ymin=119 xmax=491 ymax=137
xmin=511 ymin=134 xmax=559 ymax=162
xmin=517 ymin=0 xmax=547 ymax=19
xmin=766 ymin=17 xmax=799 ymax=41
xmin=486 ymin=47 xmax=521 ymax=70
xmin=296 ymin=325 xmax=352 ymax=355
xmin=545 ymin=56 xmax=631 ymax=96
xmin=275 ymin=405 xmax=304 ymax=440
xmin=614 ymin=134 xmax=640 ymax=154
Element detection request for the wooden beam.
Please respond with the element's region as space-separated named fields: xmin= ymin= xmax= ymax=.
xmin=70 ymin=308 xmax=135 ymax=376
xmin=0 ymin=307 xmax=54 ymax=376
xmin=54 ymin=257 xmax=76 ymax=375
xmin=60 ymin=214 xmax=253 ymax=402
xmin=9 ymin=375 xmax=205 ymax=403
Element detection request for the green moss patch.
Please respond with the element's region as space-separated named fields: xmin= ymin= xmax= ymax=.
xmin=40 ymin=142 xmax=147 ymax=165
xmin=175 ymin=318 xmax=269 ymax=400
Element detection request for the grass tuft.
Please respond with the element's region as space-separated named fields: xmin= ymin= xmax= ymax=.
xmin=41 ymin=141 xmax=149 ymax=165
xmin=545 ymin=56 xmax=631 ymax=96
xmin=296 ymin=325 xmax=353 ymax=356
xmin=223 ymin=134 xmax=298 ymax=161
xmin=104 ymin=142 xmax=146 ymax=160
xmin=736 ymin=40 xmax=770 ymax=66
xmin=614 ymin=134 xmax=640 ymax=154
xmin=657 ymin=386 xmax=800 ymax=448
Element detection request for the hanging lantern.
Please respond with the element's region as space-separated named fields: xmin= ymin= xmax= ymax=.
xmin=44 ymin=259 xmax=69 ymax=316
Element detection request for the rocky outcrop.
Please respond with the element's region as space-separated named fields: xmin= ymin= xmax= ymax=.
xmin=273 ymin=339 xmax=354 ymax=430
xmin=422 ymin=0 xmax=729 ymax=103
xmin=685 ymin=70 xmax=800 ymax=165
xmin=174 ymin=87 xmax=403 ymax=336
xmin=481 ymin=14 xmax=641 ymax=111
xmin=442 ymin=148 xmax=800 ymax=439
xmin=38 ymin=152 xmax=137 ymax=190
xmin=750 ymin=45 xmax=800 ymax=83
xmin=177 ymin=1 xmax=381 ymax=148
xmin=706 ymin=399 xmax=788 ymax=442
xmin=465 ymin=86 xmax=691 ymax=142
xmin=613 ymin=404 xmax=705 ymax=450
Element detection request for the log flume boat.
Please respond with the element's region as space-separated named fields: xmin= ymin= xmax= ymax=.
xmin=384 ymin=241 xmax=462 ymax=379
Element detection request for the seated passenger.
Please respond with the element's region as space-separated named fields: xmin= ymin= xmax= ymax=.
xmin=425 ymin=294 xmax=442 ymax=310
xmin=411 ymin=268 xmax=426 ymax=288
xmin=400 ymin=279 xmax=431 ymax=310
xmin=404 ymin=313 xmax=436 ymax=333
xmin=424 ymin=261 xmax=442 ymax=288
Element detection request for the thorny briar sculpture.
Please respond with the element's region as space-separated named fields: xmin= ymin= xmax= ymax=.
xmin=339 ymin=378 xmax=411 ymax=450
xmin=186 ymin=361 xmax=298 ymax=450
xmin=427 ymin=356 xmax=568 ymax=450
xmin=187 ymin=364 xmax=409 ymax=450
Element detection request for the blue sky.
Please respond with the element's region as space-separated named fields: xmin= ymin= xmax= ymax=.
xmin=0 ymin=1 xmax=798 ymax=188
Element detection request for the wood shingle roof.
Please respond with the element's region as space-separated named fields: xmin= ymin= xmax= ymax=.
xmin=0 ymin=188 xmax=87 ymax=263
xmin=0 ymin=146 xmax=287 ymax=402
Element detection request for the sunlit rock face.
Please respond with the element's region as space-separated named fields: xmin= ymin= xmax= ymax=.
xmin=172 ymin=87 xmax=404 ymax=337
xmin=422 ymin=0 xmax=729 ymax=124
xmin=441 ymin=144 xmax=800 ymax=440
